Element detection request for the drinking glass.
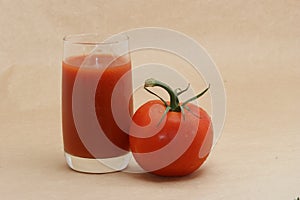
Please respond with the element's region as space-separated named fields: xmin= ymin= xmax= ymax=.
xmin=62 ymin=33 xmax=132 ymax=173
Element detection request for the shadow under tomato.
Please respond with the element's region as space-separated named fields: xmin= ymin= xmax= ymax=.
xmin=126 ymin=166 xmax=209 ymax=183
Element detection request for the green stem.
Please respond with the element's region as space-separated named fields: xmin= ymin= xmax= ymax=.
xmin=182 ymin=84 xmax=210 ymax=107
xmin=144 ymin=78 xmax=210 ymax=116
xmin=144 ymin=78 xmax=181 ymax=112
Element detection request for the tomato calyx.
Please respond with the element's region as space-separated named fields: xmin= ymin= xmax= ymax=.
xmin=144 ymin=78 xmax=210 ymax=124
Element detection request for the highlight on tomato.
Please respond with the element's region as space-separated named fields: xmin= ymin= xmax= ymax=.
xmin=129 ymin=78 xmax=213 ymax=177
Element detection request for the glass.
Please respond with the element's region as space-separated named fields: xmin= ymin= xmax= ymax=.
xmin=62 ymin=33 xmax=133 ymax=173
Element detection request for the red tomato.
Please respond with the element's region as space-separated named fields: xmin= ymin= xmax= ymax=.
xmin=129 ymin=79 xmax=213 ymax=177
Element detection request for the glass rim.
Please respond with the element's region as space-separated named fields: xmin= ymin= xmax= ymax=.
xmin=63 ymin=33 xmax=129 ymax=45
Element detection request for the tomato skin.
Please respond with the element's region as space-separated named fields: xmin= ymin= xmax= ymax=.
xmin=129 ymin=100 xmax=213 ymax=177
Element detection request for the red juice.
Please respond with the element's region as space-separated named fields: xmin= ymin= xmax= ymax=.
xmin=62 ymin=54 xmax=133 ymax=159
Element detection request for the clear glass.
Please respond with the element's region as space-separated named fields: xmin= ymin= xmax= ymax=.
xmin=62 ymin=33 xmax=132 ymax=173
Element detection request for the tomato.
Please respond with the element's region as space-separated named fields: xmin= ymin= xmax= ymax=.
xmin=129 ymin=78 xmax=213 ymax=177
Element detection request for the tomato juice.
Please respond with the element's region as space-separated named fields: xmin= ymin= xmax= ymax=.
xmin=62 ymin=54 xmax=132 ymax=159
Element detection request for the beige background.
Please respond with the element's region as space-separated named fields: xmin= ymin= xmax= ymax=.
xmin=1 ymin=0 xmax=300 ymax=199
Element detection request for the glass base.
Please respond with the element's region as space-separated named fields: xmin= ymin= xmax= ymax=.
xmin=64 ymin=152 xmax=131 ymax=173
